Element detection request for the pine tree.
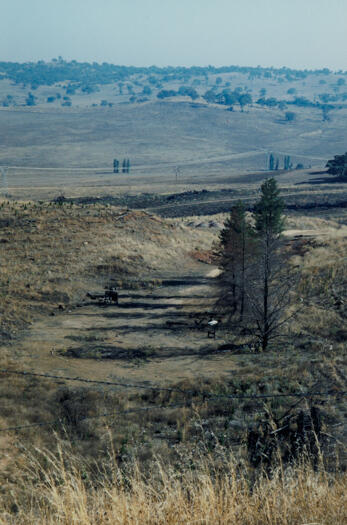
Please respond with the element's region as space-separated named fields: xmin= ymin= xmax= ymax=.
xmin=250 ymin=178 xmax=287 ymax=350
xmin=268 ymin=153 xmax=274 ymax=171
xmin=216 ymin=201 xmax=254 ymax=321
xmin=122 ymin=159 xmax=127 ymax=173
xmin=113 ymin=159 xmax=119 ymax=173
xmin=254 ymin=178 xmax=284 ymax=236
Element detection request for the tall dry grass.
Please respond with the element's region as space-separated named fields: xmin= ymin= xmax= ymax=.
xmin=1 ymin=446 xmax=345 ymax=525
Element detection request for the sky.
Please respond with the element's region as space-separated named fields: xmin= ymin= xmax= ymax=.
xmin=1 ymin=0 xmax=346 ymax=70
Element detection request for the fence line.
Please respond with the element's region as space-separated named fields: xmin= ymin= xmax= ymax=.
xmin=1 ymin=368 xmax=345 ymax=401
xmin=0 ymin=401 xmax=201 ymax=433
xmin=0 ymin=391 xmax=345 ymax=434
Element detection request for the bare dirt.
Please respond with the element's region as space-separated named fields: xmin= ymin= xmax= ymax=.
xmin=12 ymin=267 xmax=242 ymax=387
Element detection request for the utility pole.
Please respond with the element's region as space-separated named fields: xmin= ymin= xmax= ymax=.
xmin=174 ymin=166 xmax=181 ymax=183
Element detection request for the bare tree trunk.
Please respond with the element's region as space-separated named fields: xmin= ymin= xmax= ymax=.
xmin=240 ymin=229 xmax=245 ymax=321
xmin=262 ymin=235 xmax=270 ymax=351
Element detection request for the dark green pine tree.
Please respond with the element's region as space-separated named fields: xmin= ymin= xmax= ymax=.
xmin=113 ymin=159 xmax=119 ymax=173
xmin=216 ymin=201 xmax=253 ymax=321
xmin=254 ymin=178 xmax=284 ymax=236
xmin=122 ymin=159 xmax=127 ymax=173
xmin=268 ymin=153 xmax=275 ymax=171
xmin=251 ymin=178 xmax=286 ymax=350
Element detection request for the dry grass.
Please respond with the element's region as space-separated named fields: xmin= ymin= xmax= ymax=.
xmin=0 ymin=205 xmax=345 ymax=523
xmin=0 ymin=200 xmax=215 ymax=337
xmin=1 ymin=446 xmax=346 ymax=524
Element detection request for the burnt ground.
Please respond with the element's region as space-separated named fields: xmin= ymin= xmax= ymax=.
xmin=11 ymin=269 xmax=240 ymax=387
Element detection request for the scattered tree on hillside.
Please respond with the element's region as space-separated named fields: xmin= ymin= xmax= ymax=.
xmin=25 ymin=92 xmax=37 ymax=106
xmin=142 ymin=85 xmax=152 ymax=96
xmin=268 ymin=153 xmax=275 ymax=171
xmin=321 ymin=104 xmax=334 ymax=122
xmin=238 ymin=93 xmax=252 ymax=111
xmin=256 ymin=97 xmax=279 ymax=107
xmin=326 ymin=152 xmax=347 ymax=179
xmin=178 ymin=86 xmax=199 ymax=100
xmin=285 ymin=111 xmax=296 ymax=122
xmin=157 ymin=89 xmax=177 ymax=99
xmin=202 ymin=89 xmax=216 ymax=103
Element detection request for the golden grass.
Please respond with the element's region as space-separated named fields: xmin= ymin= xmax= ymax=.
xmin=0 ymin=205 xmax=345 ymax=523
xmin=0 ymin=201 xmax=215 ymax=336
xmin=1 ymin=447 xmax=346 ymax=525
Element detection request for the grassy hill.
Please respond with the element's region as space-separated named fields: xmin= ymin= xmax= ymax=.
xmin=0 ymin=62 xmax=346 ymax=522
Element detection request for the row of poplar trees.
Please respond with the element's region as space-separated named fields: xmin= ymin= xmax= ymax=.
xmin=216 ymin=178 xmax=296 ymax=351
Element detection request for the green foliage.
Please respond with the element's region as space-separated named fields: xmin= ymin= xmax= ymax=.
xmin=203 ymin=89 xmax=216 ymax=103
xmin=25 ymin=92 xmax=37 ymax=106
xmin=256 ymin=97 xmax=278 ymax=107
xmin=157 ymin=89 xmax=177 ymax=99
xmin=113 ymin=159 xmax=119 ymax=174
xmin=285 ymin=111 xmax=296 ymax=121
xmin=283 ymin=156 xmax=293 ymax=170
xmin=122 ymin=159 xmax=130 ymax=174
xmin=178 ymin=86 xmax=199 ymax=100
xmin=238 ymin=93 xmax=252 ymax=111
xmin=326 ymin=152 xmax=347 ymax=179
xmin=142 ymin=85 xmax=152 ymax=96
xmin=254 ymin=178 xmax=284 ymax=235
xmin=217 ymin=201 xmax=254 ymax=320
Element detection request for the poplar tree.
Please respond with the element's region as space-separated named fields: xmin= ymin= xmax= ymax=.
xmin=113 ymin=159 xmax=119 ymax=173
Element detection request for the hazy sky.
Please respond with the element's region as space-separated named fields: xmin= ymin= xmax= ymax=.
xmin=1 ymin=0 xmax=346 ymax=70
